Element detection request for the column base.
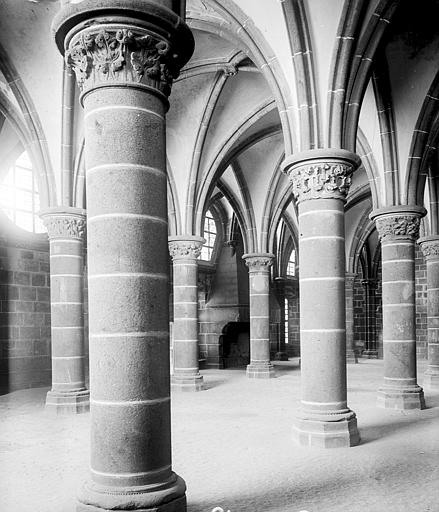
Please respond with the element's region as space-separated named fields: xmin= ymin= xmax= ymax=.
xmin=274 ymin=351 xmax=289 ymax=361
xmin=346 ymin=350 xmax=358 ymax=364
xmin=423 ymin=368 xmax=439 ymax=390
xmin=377 ymin=385 xmax=426 ymax=410
xmin=292 ymin=410 xmax=360 ymax=448
xmin=46 ymin=389 xmax=89 ymax=414
xmin=77 ymin=474 xmax=186 ymax=512
xmin=246 ymin=363 xmax=275 ymax=379
xmin=171 ymin=373 xmax=204 ymax=392
xmin=362 ymin=350 xmax=378 ymax=359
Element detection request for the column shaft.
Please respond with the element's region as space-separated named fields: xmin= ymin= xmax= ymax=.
xmin=243 ymin=254 xmax=275 ymax=378
xmin=282 ymin=148 xmax=360 ymax=448
xmin=169 ymin=236 xmax=204 ymax=391
xmin=53 ymin=4 xmax=194 ymax=510
xmin=42 ymin=208 xmax=89 ymax=414
xmin=299 ymin=199 xmax=349 ymax=409
xmin=372 ymin=207 xmax=425 ymax=409
xmin=419 ymin=236 xmax=439 ymax=390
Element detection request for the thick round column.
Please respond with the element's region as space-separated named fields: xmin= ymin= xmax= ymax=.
xmin=345 ymin=273 xmax=358 ymax=364
xmin=41 ymin=207 xmax=89 ymax=414
xmin=419 ymin=236 xmax=439 ymax=390
xmin=243 ymin=254 xmax=275 ymax=378
xmin=371 ymin=206 xmax=426 ymax=409
xmin=282 ymin=148 xmax=360 ymax=448
xmin=169 ymin=236 xmax=204 ymax=392
xmin=53 ymin=3 xmax=193 ymax=511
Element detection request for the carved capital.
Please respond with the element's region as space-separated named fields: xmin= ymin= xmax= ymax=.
xmin=40 ymin=208 xmax=86 ymax=241
xmin=168 ymin=236 xmax=205 ymax=260
xmin=53 ymin=1 xmax=194 ymax=101
xmin=65 ymin=26 xmax=179 ymax=97
xmin=243 ymin=253 xmax=274 ymax=272
xmin=371 ymin=205 xmax=427 ymax=242
xmin=419 ymin=236 xmax=439 ymax=259
xmin=282 ymin=149 xmax=361 ymax=203
xmin=375 ymin=215 xmax=421 ymax=241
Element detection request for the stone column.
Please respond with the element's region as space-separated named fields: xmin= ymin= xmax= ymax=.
xmin=418 ymin=235 xmax=439 ymax=390
xmin=242 ymin=253 xmax=275 ymax=378
xmin=371 ymin=206 xmax=426 ymax=409
xmin=345 ymin=272 xmax=358 ymax=363
xmin=282 ymin=148 xmax=360 ymax=448
xmin=54 ymin=2 xmax=193 ymax=511
xmin=41 ymin=207 xmax=88 ymax=414
xmin=168 ymin=236 xmax=204 ymax=392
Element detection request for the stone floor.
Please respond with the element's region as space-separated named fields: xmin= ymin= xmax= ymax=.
xmin=1 ymin=358 xmax=439 ymax=512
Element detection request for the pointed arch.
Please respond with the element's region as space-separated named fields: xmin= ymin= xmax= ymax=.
xmin=0 ymin=42 xmax=56 ymax=207
xmin=405 ymin=69 xmax=439 ymax=206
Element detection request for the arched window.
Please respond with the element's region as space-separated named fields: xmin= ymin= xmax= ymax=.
xmin=0 ymin=151 xmax=45 ymax=233
xmin=287 ymin=249 xmax=296 ymax=276
xmin=201 ymin=210 xmax=217 ymax=261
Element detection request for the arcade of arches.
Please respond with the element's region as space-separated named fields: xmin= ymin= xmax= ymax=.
xmin=0 ymin=0 xmax=439 ymax=511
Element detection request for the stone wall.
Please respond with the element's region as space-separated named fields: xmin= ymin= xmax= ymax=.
xmin=198 ymin=238 xmax=249 ymax=368
xmin=353 ymin=274 xmax=367 ymax=353
xmin=0 ymin=235 xmax=51 ymax=393
xmin=415 ymin=244 xmax=427 ymax=359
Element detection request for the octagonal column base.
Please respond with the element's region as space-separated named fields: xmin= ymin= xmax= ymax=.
xmin=293 ymin=412 xmax=360 ymax=448
xmin=423 ymin=369 xmax=439 ymax=390
xmin=246 ymin=363 xmax=275 ymax=379
xmin=377 ymin=386 xmax=425 ymax=410
xmin=46 ymin=389 xmax=90 ymax=414
xmin=171 ymin=374 xmax=204 ymax=392
xmin=77 ymin=475 xmax=186 ymax=512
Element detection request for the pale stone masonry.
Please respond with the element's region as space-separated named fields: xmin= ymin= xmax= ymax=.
xmin=53 ymin=1 xmax=194 ymax=510
xmin=169 ymin=235 xmax=205 ymax=392
xmin=371 ymin=206 xmax=426 ymax=410
xmin=418 ymin=235 xmax=439 ymax=390
xmin=282 ymin=148 xmax=361 ymax=448
xmin=41 ymin=207 xmax=88 ymax=414
xmin=243 ymin=253 xmax=275 ymax=378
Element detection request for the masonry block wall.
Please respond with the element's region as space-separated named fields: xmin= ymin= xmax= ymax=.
xmin=198 ymin=238 xmax=249 ymax=368
xmin=375 ymin=262 xmax=383 ymax=358
xmin=269 ymin=290 xmax=281 ymax=356
xmin=353 ymin=273 xmax=367 ymax=353
xmin=0 ymin=235 xmax=51 ymax=393
xmin=415 ymin=244 xmax=427 ymax=359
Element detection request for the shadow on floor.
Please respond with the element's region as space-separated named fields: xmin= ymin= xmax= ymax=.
xmin=186 ymin=471 xmax=377 ymax=512
xmin=359 ymin=410 xmax=439 ymax=444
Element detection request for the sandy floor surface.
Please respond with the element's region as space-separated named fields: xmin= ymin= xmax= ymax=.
xmin=1 ymin=358 xmax=438 ymax=512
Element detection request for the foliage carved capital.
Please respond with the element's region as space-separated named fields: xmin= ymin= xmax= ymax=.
xmin=65 ymin=26 xmax=180 ymax=97
xmin=168 ymin=236 xmax=205 ymax=260
xmin=243 ymin=253 xmax=274 ymax=272
xmin=40 ymin=208 xmax=86 ymax=241
xmin=282 ymin=149 xmax=361 ymax=203
xmin=418 ymin=237 xmax=439 ymax=259
xmin=374 ymin=215 xmax=421 ymax=242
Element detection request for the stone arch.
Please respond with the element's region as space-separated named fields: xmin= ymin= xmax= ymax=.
xmin=0 ymin=42 xmax=56 ymax=207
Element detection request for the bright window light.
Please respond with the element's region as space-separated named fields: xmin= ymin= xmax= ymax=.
xmin=201 ymin=210 xmax=216 ymax=261
xmin=287 ymin=249 xmax=296 ymax=276
xmin=0 ymin=151 xmax=45 ymax=233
